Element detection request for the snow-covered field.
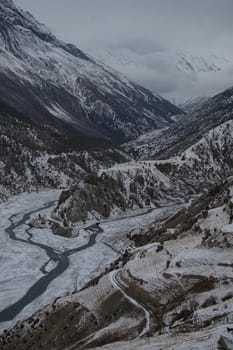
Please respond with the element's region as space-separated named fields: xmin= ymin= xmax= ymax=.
xmin=0 ymin=190 xmax=182 ymax=333
xmin=0 ymin=191 xmax=59 ymax=331
xmin=1 ymin=180 xmax=233 ymax=349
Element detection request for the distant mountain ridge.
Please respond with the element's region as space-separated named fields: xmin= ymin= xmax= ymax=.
xmin=86 ymin=46 xmax=233 ymax=103
xmin=87 ymin=48 xmax=231 ymax=74
xmin=178 ymin=96 xmax=209 ymax=113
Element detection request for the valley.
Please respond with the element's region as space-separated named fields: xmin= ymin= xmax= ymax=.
xmin=0 ymin=1 xmax=233 ymax=349
xmin=0 ymin=190 xmax=183 ymax=335
xmin=1 ymin=178 xmax=233 ymax=349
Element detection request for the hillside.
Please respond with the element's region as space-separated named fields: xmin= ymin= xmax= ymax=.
xmin=0 ymin=2 xmax=233 ymax=349
xmin=125 ymin=86 xmax=233 ymax=160
xmin=0 ymin=107 xmax=128 ymax=198
xmin=0 ymin=0 xmax=182 ymax=144
xmin=2 ymin=176 xmax=233 ymax=349
xmin=178 ymin=96 xmax=209 ymax=114
xmin=53 ymin=119 xmax=233 ymax=227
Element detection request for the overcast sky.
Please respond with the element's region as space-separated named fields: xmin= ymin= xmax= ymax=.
xmin=14 ymin=0 xmax=233 ymax=102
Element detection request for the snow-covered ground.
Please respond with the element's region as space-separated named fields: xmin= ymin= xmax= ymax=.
xmin=97 ymin=204 xmax=183 ymax=252
xmin=1 ymin=180 xmax=233 ymax=349
xmin=90 ymin=324 xmax=233 ymax=350
xmin=0 ymin=190 xmax=59 ymax=331
xmin=0 ymin=190 xmax=183 ymax=333
xmin=84 ymin=181 xmax=233 ymax=349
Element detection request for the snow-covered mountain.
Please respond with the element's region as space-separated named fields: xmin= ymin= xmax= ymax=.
xmin=0 ymin=0 xmax=182 ymax=144
xmin=48 ymin=82 xmax=233 ymax=227
xmin=52 ymin=118 xmax=233 ymax=226
xmin=125 ymin=86 xmax=233 ymax=160
xmin=2 ymin=2 xmax=233 ymax=349
xmin=0 ymin=107 xmax=130 ymax=199
xmin=86 ymin=46 xmax=233 ymax=103
xmin=176 ymin=53 xmax=231 ymax=73
xmin=88 ymin=48 xmax=231 ymax=75
xmin=178 ymin=96 xmax=209 ymax=113
xmin=2 ymin=123 xmax=233 ymax=350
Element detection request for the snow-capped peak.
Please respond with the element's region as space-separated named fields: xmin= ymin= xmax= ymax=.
xmin=84 ymin=46 xmax=233 ymax=103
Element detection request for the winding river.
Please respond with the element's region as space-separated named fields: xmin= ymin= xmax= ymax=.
xmin=0 ymin=200 xmax=103 ymax=323
xmin=0 ymin=198 xmax=183 ymax=324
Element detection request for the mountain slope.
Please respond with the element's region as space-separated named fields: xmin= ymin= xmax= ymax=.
xmin=178 ymin=96 xmax=209 ymax=114
xmin=52 ymin=118 xmax=233 ymax=227
xmin=125 ymin=86 xmax=233 ymax=160
xmin=0 ymin=104 xmax=129 ymax=198
xmin=2 ymin=176 xmax=233 ymax=350
xmin=1 ymin=112 xmax=233 ymax=348
xmin=0 ymin=0 xmax=182 ymax=143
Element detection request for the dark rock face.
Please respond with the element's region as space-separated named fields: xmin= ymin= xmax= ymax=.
xmin=0 ymin=0 xmax=182 ymax=144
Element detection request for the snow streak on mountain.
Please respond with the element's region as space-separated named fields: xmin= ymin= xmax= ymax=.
xmin=0 ymin=0 xmax=182 ymax=144
xmin=1 ymin=1 xmax=233 ymax=350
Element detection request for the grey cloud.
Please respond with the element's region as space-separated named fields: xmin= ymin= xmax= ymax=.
xmin=13 ymin=0 xmax=233 ymax=102
xmin=15 ymin=0 xmax=233 ymax=54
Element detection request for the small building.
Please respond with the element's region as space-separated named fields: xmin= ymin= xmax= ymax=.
xmin=29 ymin=214 xmax=47 ymax=229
